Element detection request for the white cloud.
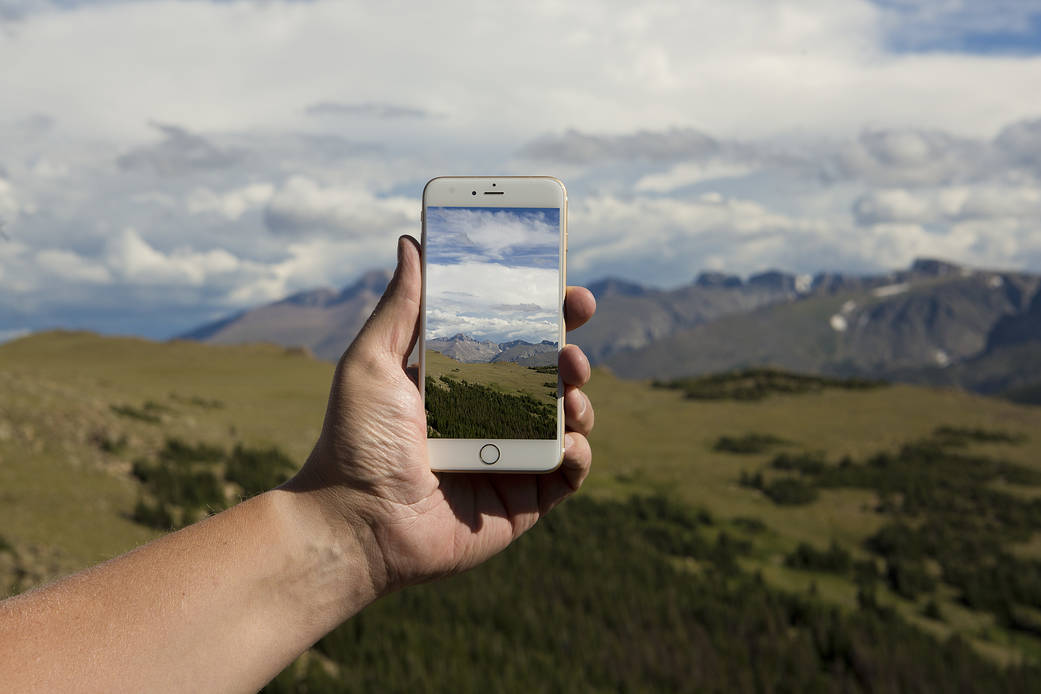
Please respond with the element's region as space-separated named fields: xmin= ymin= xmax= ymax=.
xmin=186 ymin=182 xmax=274 ymax=221
xmin=853 ymin=184 xmax=1041 ymax=226
xmin=0 ymin=178 xmax=20 ymax=226
xmin=3 ymin=0 xmax=1041 ymax=143
xmin=634 ymin=161 xmax=758 ymax=193
xmin=35 ymin=248 xmax=111 ymax=283
xmin=3 ymin=0 xmax=1041 ymax=338
xmin=426 ymin=261 xmax=558 ymax=343
xmin=106 ymin=227 xmax=242 ymax=285
xmin=264 ymin=176 xmax=413 ymax=236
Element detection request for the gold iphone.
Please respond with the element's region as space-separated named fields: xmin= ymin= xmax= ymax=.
xmin=421 ymin=176 xmax=567 ymax=472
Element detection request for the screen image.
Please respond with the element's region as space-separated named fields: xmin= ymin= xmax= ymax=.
xmin=424 ymin=206 xmax=560 ymax=440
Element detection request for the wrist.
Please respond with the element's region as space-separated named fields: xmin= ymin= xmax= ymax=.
xmin=262 ymin=486 xmax=389 ymax=637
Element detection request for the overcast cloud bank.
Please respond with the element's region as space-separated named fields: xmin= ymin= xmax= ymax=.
xmin=2 ymin=0 xmax=1041 ymax=338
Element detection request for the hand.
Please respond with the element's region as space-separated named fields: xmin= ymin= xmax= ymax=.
xmin=286 ymin=235 xmax=596 ymax=594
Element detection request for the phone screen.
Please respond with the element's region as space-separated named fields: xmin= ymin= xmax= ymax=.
xmin=423 ymin=205 xmax=561 ymax=440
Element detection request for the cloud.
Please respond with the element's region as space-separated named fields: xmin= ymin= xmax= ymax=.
xmin=105 ymin=227 xmax=243 ymax=285
xmin=520 ymin=127 xmax=720 ymax=164
xmin=186 ymin=183 xmax=274 ymax=221
xmin=566 ymin=188 xmax=1041 ymax=288
xmin=35 ymin=248 xmax=111 ymax=283
xmin=15 ymin=112 xmax=53 ymax=137
xmin=854 ymin=185 xmax=1041 ymax=225
xmin=304 ymin=101 xmax=435 ymax=119
xmin=426 ymin=261 xmax=558 ymax=343
xmin=424 ymin=207 xmax=559 ymax=265
xmin=995 ymin=117 xmax=1041 ymax=170
xmin=5 ymin=0 xmax=1041 ymax=340
xmin=116 ymin=122 xmax=244 ymax=176
xmin=0 ymin=178 xmax=19 ymax=227
xmin=634 ymin=161 xmax=759 ymax=193
xmin=825 ymin=127 xmax=990 ymax=186
xmin=492 ymin=303 xmax=542 ymax=313
xmin=263 ymin=176 xmax=414 ymax=236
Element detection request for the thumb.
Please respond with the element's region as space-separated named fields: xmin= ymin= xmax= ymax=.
xmin=352 ymin=235 xmax=422 ymax=363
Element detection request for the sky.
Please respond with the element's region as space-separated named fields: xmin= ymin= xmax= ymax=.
xmin=2 ymin=0 xmax=1041 ymax=339
xmin=424 ymin=207 xmax=559 ymax=346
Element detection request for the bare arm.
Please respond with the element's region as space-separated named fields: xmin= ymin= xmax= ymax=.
xmin=0 ymin=491 xmax=377 ymax=693
xmin=0 ymin=236 xmax=596 ymax=693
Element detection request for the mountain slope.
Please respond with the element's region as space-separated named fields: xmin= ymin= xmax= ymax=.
xmin=571 ymin=271 xmax=803 ymax=362
xmin=179 ymin=270 xmax=391 ymax=361
xmin=604 ymin=269 xmax=1040 ymax=383
xmin=426 ymin=334 xmax=558 ymax=366
xmin=425 ymin=333 xmax=501 ymax=363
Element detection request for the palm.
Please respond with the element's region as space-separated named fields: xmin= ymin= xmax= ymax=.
xmin=298 ymin=236 xmax=594 ymax=592
xmin=334 ymin=361 xmax=570 ymax=585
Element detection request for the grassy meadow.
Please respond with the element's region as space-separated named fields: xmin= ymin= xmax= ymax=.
xmin=4 ymin=331 xmax=1041 ymax=689
xmin=424 ymin=349 xmax=557 ymax=439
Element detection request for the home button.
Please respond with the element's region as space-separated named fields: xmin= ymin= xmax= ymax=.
xmin=479 ymin=444 xmax=500 ymax=465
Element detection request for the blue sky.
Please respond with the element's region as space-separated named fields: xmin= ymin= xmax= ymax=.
xmin=872 ymin=1 xmax=1041 ymax=54
xmin=2 ymin=0 xmax=1041 ymax=339
xmin=425 ymin=207 xmax=559 ymax=345
xmin=425 ymin=207 xmax=559 ymax=268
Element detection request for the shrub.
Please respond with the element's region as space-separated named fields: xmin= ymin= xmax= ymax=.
xmin=110 ymin=404 xmax=160 ymax=424
xmin=886 ymin=558 xmax=936 ymax=599
xmin=732 ymin=516 xmax=767 ymax=533
xmin=132 ymin=499 xmax=173 ymax=530
xmin=653 ymin=368 xmax=886 ymax=401
xmin=770 ymin=451 xmax=826 ymax=475
xmin=226 ymin=444 xmax=297 ymax=497
xmin=763 ymin=478 xmax=818 ymax=506
xmin=923 ymin=599 xmax=944 ymax=621
xmin=713 ymin=433 xmax=787 ymax=454
xmin=785 ymin=541 xmax=851 ymax=574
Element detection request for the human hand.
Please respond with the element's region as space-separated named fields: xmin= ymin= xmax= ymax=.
xmin=286 ymin=235 xmax=596 ymax=596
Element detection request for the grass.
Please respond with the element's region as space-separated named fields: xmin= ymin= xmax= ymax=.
xmin=424 ymin=350 xmax=558 ymax=405
xmin=5 ymin=331 xmax=1041 ymax=668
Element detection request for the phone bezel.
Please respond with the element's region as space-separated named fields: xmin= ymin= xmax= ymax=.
xmin=420 ymin=176 xmax=567 ymax=473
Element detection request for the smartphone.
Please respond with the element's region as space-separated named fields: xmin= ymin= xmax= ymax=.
xmin=420 ymin=176 xmax=567 ymax=472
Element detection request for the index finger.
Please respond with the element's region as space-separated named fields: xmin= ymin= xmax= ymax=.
xmin=564 ymin=286 xmax=596 ymax=332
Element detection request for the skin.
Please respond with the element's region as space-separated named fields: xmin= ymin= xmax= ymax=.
xmin=0 ymin=236 xmax=596 ymax=693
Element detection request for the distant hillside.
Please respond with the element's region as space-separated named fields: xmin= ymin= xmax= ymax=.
xmin=426 ymin=333 xmax=557 ymax=367
xmin=179 ymin=269 xmax=391 ymax=361
xmin=426 ymin=334 xmax=501 ymax=363
xmin=599 ymin=260 xmax=1041 ymax=400
xmin=491 ymin=339 xmax=557 ymax=367
xmin=6 ymin=332 xmax=1041 ymax=674
xmin=177 ymin=257 xmax=1041 ymax=400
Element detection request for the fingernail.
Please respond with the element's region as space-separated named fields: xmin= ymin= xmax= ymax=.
xmin=565 ymin=433 xmax=574 ymax=450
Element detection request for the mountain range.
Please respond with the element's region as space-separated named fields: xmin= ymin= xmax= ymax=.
xmin=180 ymin=269 xmax=392 ymax=362
xmin=580 ymin=259 xmax=1041 ymax=402
xmin=426 ymin=334 xmax=558 ymax=366
xmin=179 ymin=257 xmax=1041 ymax=402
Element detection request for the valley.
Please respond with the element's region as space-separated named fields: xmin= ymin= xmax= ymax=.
xmin=3 ymin=332 xmax=1041 ymax=687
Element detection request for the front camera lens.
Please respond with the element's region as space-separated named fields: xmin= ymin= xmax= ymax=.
xmin=472 ymin=190 xmax=476 ymax=195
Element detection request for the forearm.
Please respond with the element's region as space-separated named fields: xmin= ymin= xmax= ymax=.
xmin=0 ymin=489 xmax=379 ymax=694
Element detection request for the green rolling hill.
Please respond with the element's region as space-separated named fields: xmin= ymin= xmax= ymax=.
xmin=4 ymin=331 xmax=1041 ymax=689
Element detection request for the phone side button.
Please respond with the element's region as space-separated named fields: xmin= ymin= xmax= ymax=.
xmin=479 ymin=444 xmax=500 ymax=465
